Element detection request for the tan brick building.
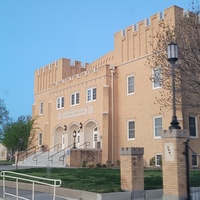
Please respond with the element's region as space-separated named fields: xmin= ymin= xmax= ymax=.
xmin=32 ymin=5 xmax=200 ymax=167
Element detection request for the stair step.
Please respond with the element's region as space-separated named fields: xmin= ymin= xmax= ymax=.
xmin=17 ymin=150 xmax=67 ymax=167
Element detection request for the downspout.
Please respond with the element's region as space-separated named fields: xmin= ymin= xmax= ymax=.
xmin=110 ymin=66 xmax=116 ymax=164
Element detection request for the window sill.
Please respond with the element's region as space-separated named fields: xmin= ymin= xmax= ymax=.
xmin=154 ymin=137 xmax=161 ymax=139
xmin=152 ymin=86 xmax=161 ymax=90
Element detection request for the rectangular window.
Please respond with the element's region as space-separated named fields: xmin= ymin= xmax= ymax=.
xmin=71 ymin=92 xmax=79 ymax=106
xmin=38 ymin=133 xmax=42 ymax=146
xmin=189 ymin=116 xmax=198 ymax=137
xmin=155 ymin=154 xmax=162 ymax=166
xmin=87 ymin=88 xmax=96 ymax=102
xmin=152 ymin=67 xmax=161 ymax=89
xmin=39 ymin=101 xmax=43 ymax=115
xmin=127 ymin=120 xmax=135 ymax=139
xmin=57 ymin=96 xmax=64 ymax=109
xmin=192 ymin=154 xmax=198 ymax=167
xmin=61 ymin=97 xmax=64 ymax=108
xmin=127 ymin=76 xmax=134 ymax=94
xmin=154 ymin=116 xmax=162 ymax=138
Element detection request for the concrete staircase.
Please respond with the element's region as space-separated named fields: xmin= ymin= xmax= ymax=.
xmin=17 ymin=150 xmax=68 ymax=167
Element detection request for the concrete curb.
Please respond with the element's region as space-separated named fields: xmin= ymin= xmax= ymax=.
xmin=0 ymin=180 xmax=163 ymax=200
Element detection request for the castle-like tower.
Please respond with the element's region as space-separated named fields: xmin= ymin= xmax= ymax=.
xmin=33 ymin=6 xmax=200 ymax=167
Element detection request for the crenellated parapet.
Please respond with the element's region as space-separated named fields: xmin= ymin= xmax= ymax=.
xmin=34 ymin=6 xmax=185 ymax=94
xmin=113 ymin=6 xmax=184 ymax=65
xmin=34 ymin=58 xmax=89 ymax=93
xmin=49 ymin=64 xmax=111 ymax=92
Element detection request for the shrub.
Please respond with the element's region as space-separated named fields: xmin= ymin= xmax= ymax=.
xmin=149 ymin=157 xmax=155 ymax=166
xmin=96 ymin=163 xmax=101 ymax=168
xmin=116 ymin=160 xmax=120 ymax=168
xmin=82 ymin=160 xmax=87 ymax=167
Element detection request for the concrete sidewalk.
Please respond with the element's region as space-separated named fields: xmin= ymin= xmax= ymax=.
xmin=0 ymin=186 xmax=78 ymax=200
xmin=0 ymin=166 xmax=79 ymax=200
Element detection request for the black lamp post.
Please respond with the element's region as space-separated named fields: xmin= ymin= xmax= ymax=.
xmin=167 ymin=41 xmax=181 ymax=129
xmin=73 ymin=130 xmax=77 ymax=148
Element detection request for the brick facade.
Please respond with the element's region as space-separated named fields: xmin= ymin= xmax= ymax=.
xmin=162 ymin=129 xmax=189 ymax=199
xmin=120 ymin=147 xmax=144 ymax=191
xmin=32 ymin=5 xmax=200 ymax=167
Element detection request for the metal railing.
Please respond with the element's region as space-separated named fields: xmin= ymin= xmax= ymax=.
xmin=33 ymin=143 xmax=62 ymax=165
xmin=1 ymin=171 xmax=61 ymax=200
xmin=48 ymin=143 xmax=75 ymax=165
xmin=18 ymin=145 xmax=41 ymax=164
xmin=59 ymin=141 xmax=90 ymax=166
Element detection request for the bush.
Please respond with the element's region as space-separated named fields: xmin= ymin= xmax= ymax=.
xmin=149 ymin=157 xmax=155 ymax=166
xmin=116 ymin=160 xmax=120 ymax=168
xmin=96 ymin=163 xmax=101 ymax=168
xmin=82 ymin=160 xmax=87 ymax=167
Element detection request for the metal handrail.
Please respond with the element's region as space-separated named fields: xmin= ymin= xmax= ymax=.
xmin=1 ymin=171 xmax=61 ymax=200
xmin=48 ymin=143 xmax=75 ymax=165
xmin=33 ymin=143 xmax=62 ymax=165
xmin=18 ymin=137 xmax=41 ymax=162
xmin=59 ymin=142 xmax=90 ymax=166
xmin=78 ymin=141 xmax=90 ymax=148
xmin=18 ymin=145 xmax=40 ymax=163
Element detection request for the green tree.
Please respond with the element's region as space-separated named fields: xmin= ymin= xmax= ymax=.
xmin=0 ymin=98 xmax=9 ymax=133
xmin=0 ymin=116 xmax=37 ymax=170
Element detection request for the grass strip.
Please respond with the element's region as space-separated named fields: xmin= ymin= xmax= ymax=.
xmin=0 ymin=168 xmax=163 ymax=193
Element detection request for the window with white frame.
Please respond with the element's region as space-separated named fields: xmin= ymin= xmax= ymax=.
xmin=152 ymin=67 xmax=161 ymax=89
xmin=71 ymin=92 xmax=79 ymax=106
xmin=192 ymin=154 xmax=198 ymax=167
xmin=87 ymin=87 xmax=96 ymax=102
xmin=56 ymin=96 xmax=64 ymax=109
xmin=189 ymin=116 xmax=198 ymax=138
xmin=127 ymin=120 xmax=135 ymax=139
xmin=39 ymin=101 xmax=43 ymax=115
xmin=127 ymin=75 xmax=134 ymax=94
xmin=154 ymin=116 xmax=162 ymax=138
xmin=38 ymin=133 xmax=42 ymax=146
xmin=155 ymin=154 xmax=162 ymax=166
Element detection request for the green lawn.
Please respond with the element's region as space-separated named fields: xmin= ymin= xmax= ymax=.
xmin=190 ymin=170 xmax=200 ymax=187
xmin=0 ymin=160 xmax=15 ymax=165
xmin=0 ymin=167 xmax=163 ymax=193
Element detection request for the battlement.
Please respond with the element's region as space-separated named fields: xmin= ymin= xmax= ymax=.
xmin=50 ymin=64 xmax=111 ymax=89
xmin=34 ymin=5 xmax=185 ymax=94
xmin=36 ymin=58 xmax=89 ymax=75
xmin=120 ymin=11 xmax=164 ymax=38
xmin=114 ymin=6 xmax=184 ymax=65
xmin=34 ymin=58 xmax=89 ymax=93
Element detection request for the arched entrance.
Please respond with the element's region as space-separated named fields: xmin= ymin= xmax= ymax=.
xmin=54 ymin=126 xmax=64 ymax=150
xmin=93 ymin=126 xmax=100 ymax=148
xmin=67 ymin=123 xmax=81 ymax=148
xmin=84 ymin=121 xmax=101 ymax=149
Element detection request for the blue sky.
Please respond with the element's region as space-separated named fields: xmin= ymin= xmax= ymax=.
xmin=0 ymin=0 xmax=191 ymax=120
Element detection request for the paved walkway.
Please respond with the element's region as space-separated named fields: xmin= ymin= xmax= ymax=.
xmin=0 ymin=165 xmax=41 ymax=171
xmin=0 ymin=165 xmax=79 ymax=200
xmin=0 ymin=186 xmax=73 ymax=200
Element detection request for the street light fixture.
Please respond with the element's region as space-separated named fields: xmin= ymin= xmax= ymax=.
xmin=73 ymin=130 xmax=77 ymax=148
xmin=167 ymin=41 xmax=181 ymax=129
